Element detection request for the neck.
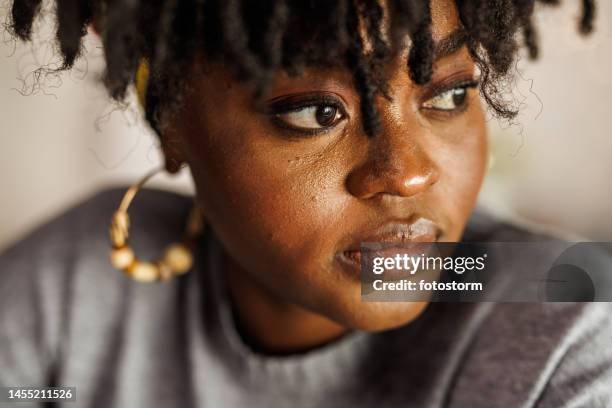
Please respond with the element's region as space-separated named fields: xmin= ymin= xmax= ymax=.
xmin=224 ymin=254 xmax=348 ymax=355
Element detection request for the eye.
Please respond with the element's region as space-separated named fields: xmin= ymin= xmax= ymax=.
xmin=275 ymin=104 xmax=345 ymax=131
xmin=421 ymin=82 xmax=478 ymax=112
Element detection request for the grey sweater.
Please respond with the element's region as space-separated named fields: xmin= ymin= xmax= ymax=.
xmin=1 ymin=189 xmax=611 ymax=408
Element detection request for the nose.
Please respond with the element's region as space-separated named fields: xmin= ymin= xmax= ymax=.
xmin=346 ymin=124 xmax=440 ymax=200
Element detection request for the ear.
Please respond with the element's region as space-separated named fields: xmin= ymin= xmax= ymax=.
xmin=160 ymin=125 xmax=187 ymax=174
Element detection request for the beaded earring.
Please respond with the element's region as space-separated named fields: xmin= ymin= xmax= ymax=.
xmin=109 ymin=167 xmax=204 ymax=282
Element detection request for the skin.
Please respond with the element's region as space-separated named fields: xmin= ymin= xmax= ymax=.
xmin=163 ymin=0 xmax=487 ymax=353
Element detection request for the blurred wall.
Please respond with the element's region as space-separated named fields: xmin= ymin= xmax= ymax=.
xmin=478 ymin=1 xmax=612 ymax=240
xmin=0 ymin=1 xmax=611 ymax=251
xmin=0 ymin=4 xmax=192 ymax=251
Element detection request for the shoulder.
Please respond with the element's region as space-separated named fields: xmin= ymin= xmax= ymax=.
xmin=464 ymin=208 xmax=612 ymax=301
xmin=447 ymin=209 xmax=612 ymax=406
xmin=0 ymin=189 xmax=190 ymax=335
xmin=0 ymin=188 xmax=198 ymax=387
xmin=447 ymin=301 xmax=612 ymax=407
xmin=0 ymin=187 xmax=194 ymax=299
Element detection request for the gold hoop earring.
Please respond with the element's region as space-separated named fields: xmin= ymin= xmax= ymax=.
xmin=109 ymin=167 xmax=204 ymax=282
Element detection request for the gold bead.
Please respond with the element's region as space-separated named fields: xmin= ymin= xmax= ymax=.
xmin=128 ymin=261 xmax=159 ymax=282
xmin=163 ymin=243 xmax=193 ymax=274
xmin=110 ymin=246 xmax=135 ymax=270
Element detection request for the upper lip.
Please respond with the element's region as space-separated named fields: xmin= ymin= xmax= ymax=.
xmin=340 ymin=217 xmax=441 ymax=253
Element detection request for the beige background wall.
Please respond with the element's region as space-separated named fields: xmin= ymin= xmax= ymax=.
xmin=1 ymin=1 xmax=611 ymax=251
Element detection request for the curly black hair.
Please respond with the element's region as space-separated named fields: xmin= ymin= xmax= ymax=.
xmin=8 ymin=0 xmax=596 ymax=137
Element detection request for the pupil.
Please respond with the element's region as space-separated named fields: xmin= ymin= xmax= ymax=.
xmin=315 ymin=106 xmax=337 ymax=126
xmin=452 ymin=89 xmax=467 ymax=106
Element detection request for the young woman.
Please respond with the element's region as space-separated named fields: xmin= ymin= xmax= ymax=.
xmin=1 ymin=0 xmax=610 ymax=407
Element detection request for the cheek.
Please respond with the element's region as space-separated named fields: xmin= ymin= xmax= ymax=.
xmin=433 ymin=108 xmax=488 ymax=239
xmin=183 ymin=119 xmax=351 ymax=279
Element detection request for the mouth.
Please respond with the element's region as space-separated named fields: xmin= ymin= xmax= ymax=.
xmin=336 ymin=217 xmax=441 ymax=272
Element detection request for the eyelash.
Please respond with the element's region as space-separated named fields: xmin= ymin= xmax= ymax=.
xmin=420 ymin=78 xmax=480 ymax=116
xmin=267 ymin=94 xmax=348 ymax=136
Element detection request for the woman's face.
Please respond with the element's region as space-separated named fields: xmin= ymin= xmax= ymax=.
xmin=170 ymin=0 xmax=487 ymax=331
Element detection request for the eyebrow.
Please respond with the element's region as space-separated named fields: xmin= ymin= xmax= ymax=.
xmin=432 ymin=28 xmax=469 ymax=61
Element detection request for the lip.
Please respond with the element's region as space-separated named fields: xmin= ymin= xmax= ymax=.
xmin=336 ymin=217 xmax=441 ymax=273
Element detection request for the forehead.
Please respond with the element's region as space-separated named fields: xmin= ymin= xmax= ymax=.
xmin=430 ymin=0 xmax=461 ymax=40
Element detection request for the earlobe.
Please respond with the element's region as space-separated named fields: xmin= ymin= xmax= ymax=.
xmin=161 ymin=127 xmax=187 ymax=174
xmin=89 ymin=20 xmax=101 ymax=36
xmin=164 ymin=154 xmax=185 ymax=174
